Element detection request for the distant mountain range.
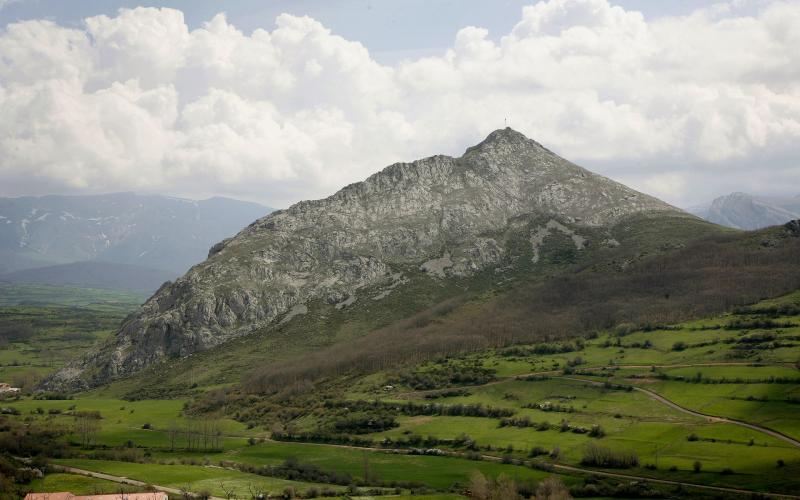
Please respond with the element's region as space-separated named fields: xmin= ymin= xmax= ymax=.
xmin=688 ymin=192 xmax=800 ymax=230
xmin=0 ymin=193 xmax=271 ymax=290
xmin=0 ymin=261 xmax=174 ymax=293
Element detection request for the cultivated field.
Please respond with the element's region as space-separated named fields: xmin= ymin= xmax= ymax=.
xmin=3 ymin=289 xmax=800 ymax=498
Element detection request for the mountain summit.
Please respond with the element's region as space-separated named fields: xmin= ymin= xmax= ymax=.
xmin=47 ymin=129 xmax=683 ymax=390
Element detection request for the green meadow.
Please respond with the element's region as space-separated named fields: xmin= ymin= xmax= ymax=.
xmin=3 ymin=288 xmax=800 ymax=498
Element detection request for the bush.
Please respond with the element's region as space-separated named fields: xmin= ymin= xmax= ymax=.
xmin=535 ymin=476 xmax=571 ymax=500
xmin=693 ymin=461 xmax=702 ymax=473
xmin=672 ymin=341 xmax=687 ymax=351
xmin=528 ymin=446 xmax=548 ymax=457
xmin=588 ymin=425 xmax=605 ymax=438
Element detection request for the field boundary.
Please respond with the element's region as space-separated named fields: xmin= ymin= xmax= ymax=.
xmin=48 ymin=464 xmax=226 ymax=500
xmin=560 ymin=376 xmax=800 ymax=448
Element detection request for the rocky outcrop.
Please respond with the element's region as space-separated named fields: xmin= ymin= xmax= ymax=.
xmin=45 ymin=128 xmax=679 ymax=390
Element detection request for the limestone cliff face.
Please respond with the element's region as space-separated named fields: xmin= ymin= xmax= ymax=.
xmin=46 ymin=128 xmax=677 ymax=390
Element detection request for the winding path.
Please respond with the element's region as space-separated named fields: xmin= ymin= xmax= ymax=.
xmin=560 ymin=376 xmax=800 ymax=448
xmin=396 ymin=361 xmax=787 ymax=399
xmin=46 ymin=449 xmax=800 ymax=500
xmin=44 ymin=361 xmax=800 ymax=499
xmin=49 ymin=464 xmax=225 ymax=500
xmin=548 ymin=462 xmax=800 ymax=500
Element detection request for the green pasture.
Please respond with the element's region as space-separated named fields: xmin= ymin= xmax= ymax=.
xmin=230 ymin=441 xmax=560 ymax=490
xmin=5 ymin=396 xmax=254 ymax=448
xmin=26 ymin=472 xmax=144 ymax=496
xmin=52 ymin=459 xmax=340 ymax=498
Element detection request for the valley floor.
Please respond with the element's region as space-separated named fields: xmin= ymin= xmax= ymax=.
xmin=3 ymin=289 xmax=800 ymax=498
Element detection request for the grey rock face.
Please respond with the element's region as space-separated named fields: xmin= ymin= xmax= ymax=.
xmin=46 ymin=128 xmax=678 ymax=390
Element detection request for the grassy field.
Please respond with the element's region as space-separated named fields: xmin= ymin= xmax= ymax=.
xmin=26 ymin=472 xmax=145 ymax=496
xmin=0 ymin=284 xmax=144 ymax=388
xmin=0 ymin=283 xmax=146 ymax=308
xmin=51 ymin=459 xmax=342 ymax=498
xmin=4 ymin=289 xmax=800 ymax=498
xmin=230 ymin=441 xmax=560 ymax=490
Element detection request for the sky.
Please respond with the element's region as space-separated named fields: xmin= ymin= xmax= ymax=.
xmin=0 ymin=0 xmax=797 ymax=208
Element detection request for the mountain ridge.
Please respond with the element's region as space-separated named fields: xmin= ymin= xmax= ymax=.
xmin=689 ymin=192 xmax=800 ymax=230
xmin=46 ymin=128 xmax=692 ymax=391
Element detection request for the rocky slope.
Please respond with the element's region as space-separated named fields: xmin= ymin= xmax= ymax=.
xmin=46 ymin=128 xmax=683 ymax=390
xmin=689 ymin=192 xmax=800 ymax=230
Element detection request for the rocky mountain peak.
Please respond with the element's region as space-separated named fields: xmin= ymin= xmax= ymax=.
xmin=466 ymin=127 xmax=550 ymax=158
xmin=45 ymin=129 xmax=681 ymax=391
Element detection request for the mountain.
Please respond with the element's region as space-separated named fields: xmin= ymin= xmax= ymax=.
xmin=0 ymin=193 xmax=271 ymax=276
xmin=0 ymin=261 xmax=174 ymax=293
xmin=689 ymin=192 xmax=800 ymax=230
xmin=46 ymin=128 xmax=705 ymax=391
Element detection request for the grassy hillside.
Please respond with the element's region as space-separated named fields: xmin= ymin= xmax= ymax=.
xmin=231 ymin=214 xmax=798 ymax=396
xmin=193 ymin=288 xmax=800 ymax=496
xmin=4 ymin=288 xmax=800 ymax=497
xmin=88 ymin=212 xmax=795 ymax=401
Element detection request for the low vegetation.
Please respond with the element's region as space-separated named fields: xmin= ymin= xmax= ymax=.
xmin=4 ymin=254 xmax=800 ymax=497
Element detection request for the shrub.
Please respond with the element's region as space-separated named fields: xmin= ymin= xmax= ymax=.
xmin=693 ymin=461 xmax=702 ymax=473
xmin=588 ymin=425 xmax=605 ymax=438
xmin=672 ymin=341 xmax=687 ymax=351
xmin=535 ymin=476 xmax=571 ymax=500
xmin=528 ymin=446 xmax=548 ymax=457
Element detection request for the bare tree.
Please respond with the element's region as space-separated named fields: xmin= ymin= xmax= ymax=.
xmin=219 ymin=481 xmax=236 ymax=500
xmin=74 ymin=411 xmax=101 ymax=448
xmin=247 ymin=484 xmax=265 ymax=500
xmin=536 ymin=477 xmax=572 ymax=500
xmin=167 ymin=421 xmax=180 ymax=451
xmin=469 ymin=470 xmax=489 ymax=500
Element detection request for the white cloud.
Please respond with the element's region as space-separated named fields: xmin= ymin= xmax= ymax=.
xmin=0 ymin=1 xmax=798 ymax=207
